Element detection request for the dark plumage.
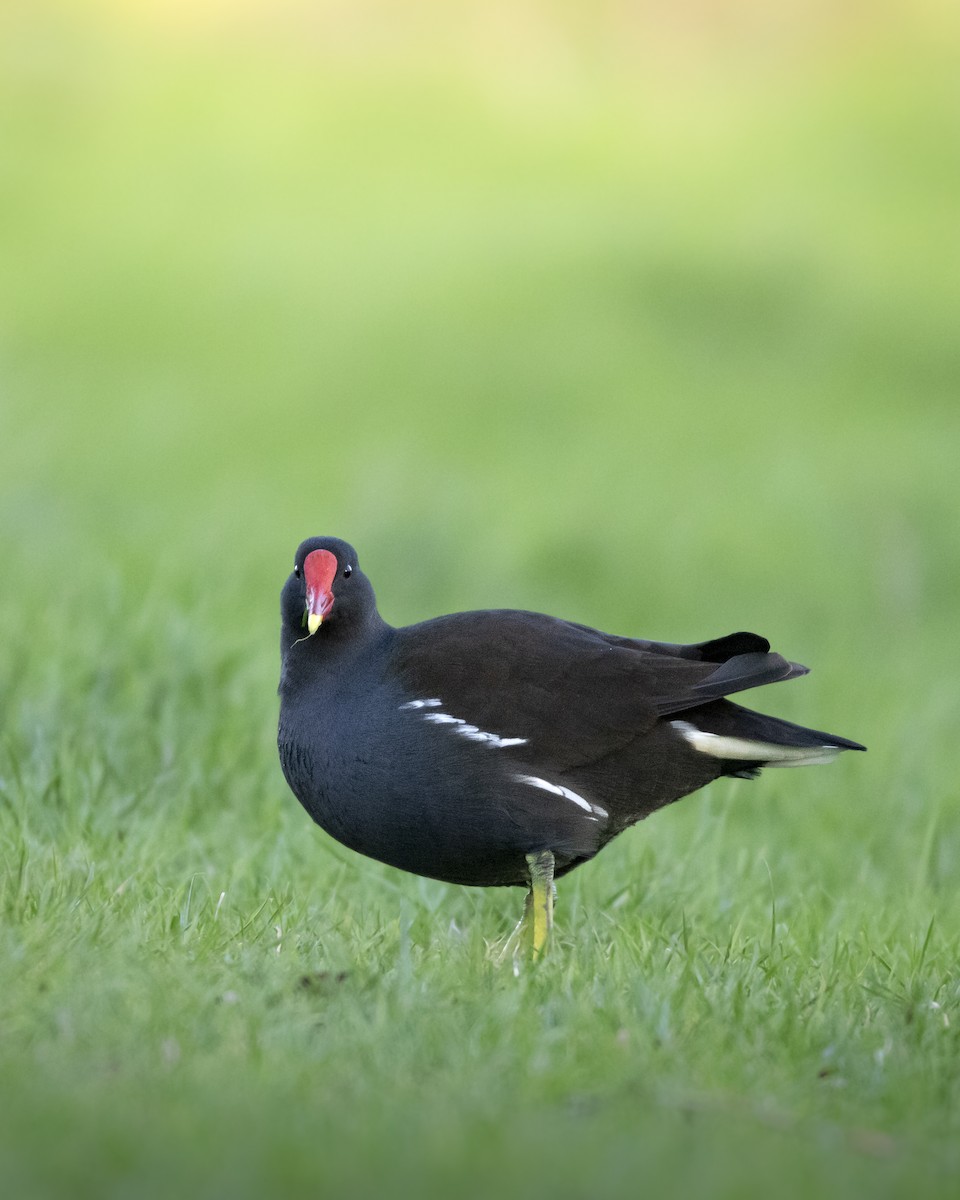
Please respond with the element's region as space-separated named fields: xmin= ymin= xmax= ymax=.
xmin=277 ymin=536 xmax=864 ymax=952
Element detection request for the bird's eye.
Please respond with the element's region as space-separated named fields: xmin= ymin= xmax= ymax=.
xmin=294 ymin=564 xmax=300 ymax=578
xmin=343 ymin=564 xmax=353 ymax=578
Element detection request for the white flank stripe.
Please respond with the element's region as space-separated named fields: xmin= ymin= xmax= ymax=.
xmin=514 ymin=773 xmax=607 ymax=818
xmin=670 ymin=720 xmax=841 ymax=766
xmin=415 ymin=709 xmax=528 ymax=750
xmin=399 ymin=698 xmax=442 ymax=710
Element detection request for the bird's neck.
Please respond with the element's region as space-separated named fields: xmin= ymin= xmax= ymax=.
xmin=279 ymin=613 xmax=393 ymax=693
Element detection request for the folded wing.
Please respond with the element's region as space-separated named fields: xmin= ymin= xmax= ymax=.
xmin=388 ymin=611 xmax=816 ymax=772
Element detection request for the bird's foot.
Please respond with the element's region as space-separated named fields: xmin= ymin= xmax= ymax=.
xmin=495 ymin=891 xmax=533 ymax=972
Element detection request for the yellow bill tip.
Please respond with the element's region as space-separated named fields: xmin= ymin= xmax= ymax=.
xmin=306 ymin=612 xmax=324 ymax=634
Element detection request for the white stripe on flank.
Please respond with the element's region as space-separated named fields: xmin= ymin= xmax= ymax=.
xmin=514 ymin=773 xmax=608 ymax=818
xmin=411 ymin=708 xmax=528 ymax=750
xmin=670 ymin=720 xmax=841 ymax=767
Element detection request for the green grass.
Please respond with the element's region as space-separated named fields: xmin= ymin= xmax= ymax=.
xmin=1 ymin=5 xmax=959 ymax=1198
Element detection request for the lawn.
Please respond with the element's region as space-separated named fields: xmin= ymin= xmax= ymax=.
xmin=1 ymin=4 xmax=958 ymax=1198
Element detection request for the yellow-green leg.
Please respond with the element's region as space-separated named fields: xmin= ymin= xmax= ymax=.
xmin=525 ymin=849 xmax=555 ymax=959
xmin=494 ymin=849 xmax=556 ymax=966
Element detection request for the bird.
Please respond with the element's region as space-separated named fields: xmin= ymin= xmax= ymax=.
xmin=277 ymin=535 xmax=865 ymax=957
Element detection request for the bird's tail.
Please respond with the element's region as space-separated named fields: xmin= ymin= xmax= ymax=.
xmin=671 ymin=699 xmax=865 ymax=772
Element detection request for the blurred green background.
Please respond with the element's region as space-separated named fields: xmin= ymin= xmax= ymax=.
xmin=1 ymin=1 xmax=958 ymax=1198
xmin=3 ymin=0 xmax=957 ymax=631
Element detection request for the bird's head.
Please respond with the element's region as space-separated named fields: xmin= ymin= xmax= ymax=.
xmin=281 ymin=536 xmax=378 ymax=655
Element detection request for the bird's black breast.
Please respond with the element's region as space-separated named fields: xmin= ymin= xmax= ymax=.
xmin=277 ymin=656 xmax=603 ymax=886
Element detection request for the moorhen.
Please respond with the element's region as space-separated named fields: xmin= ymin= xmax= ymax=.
xmin=277 ymin=536 xmax=864 ymax=955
